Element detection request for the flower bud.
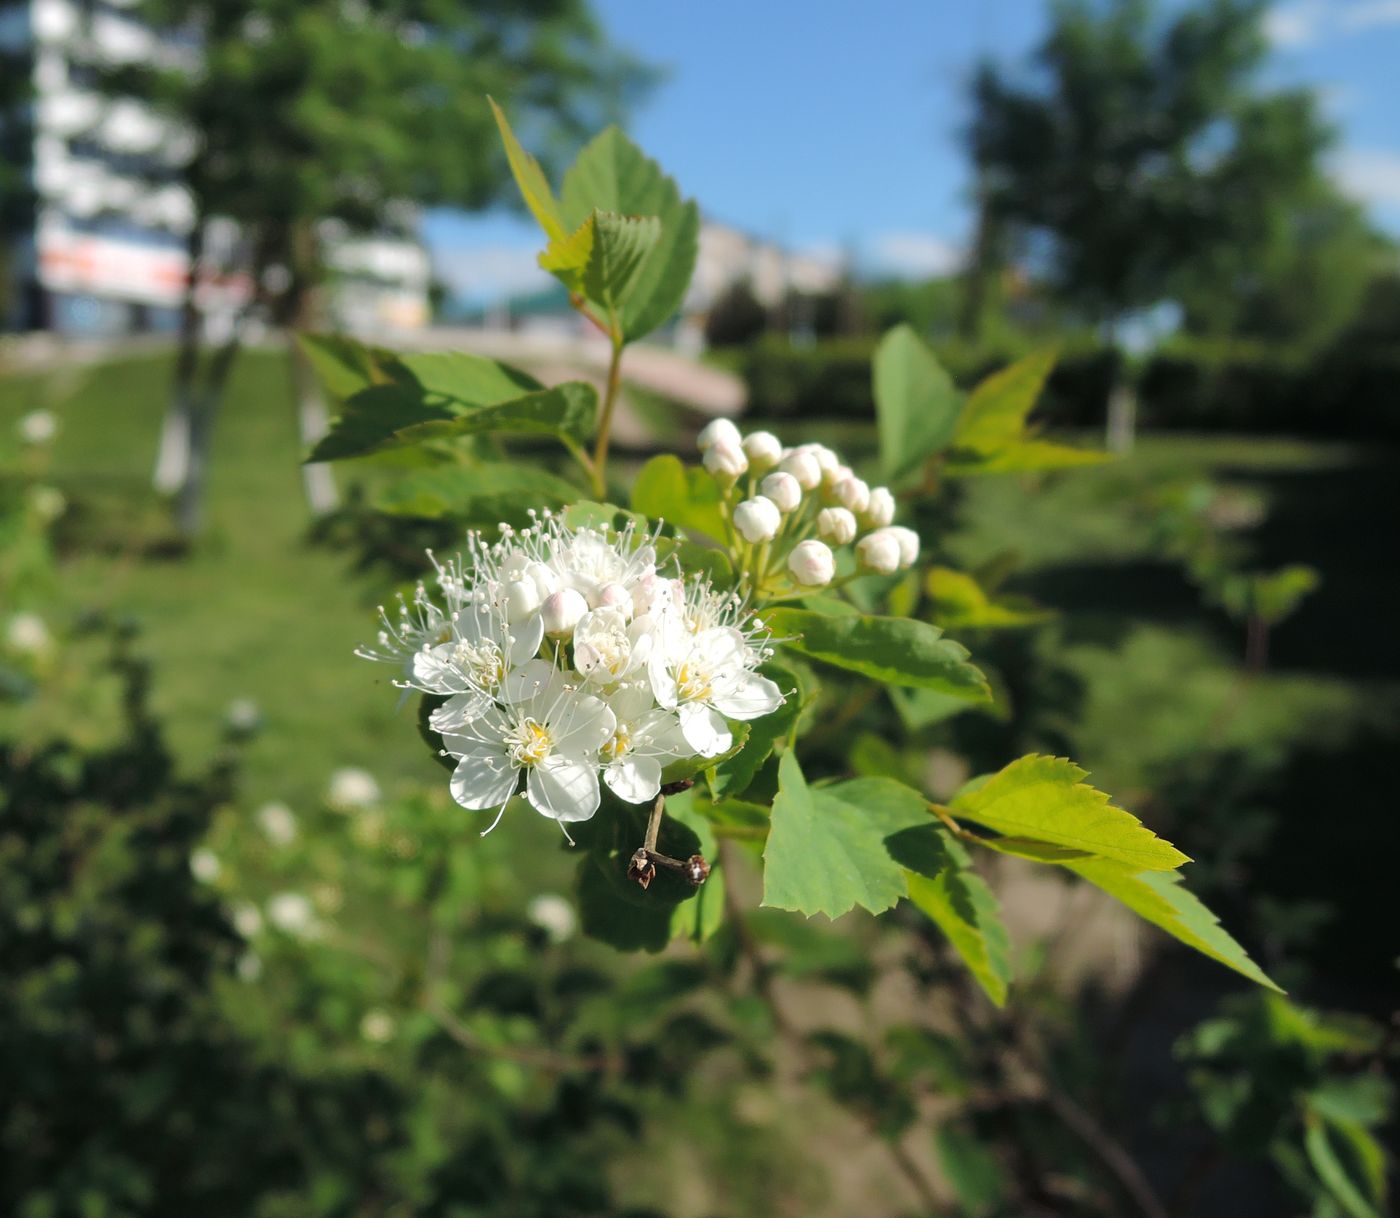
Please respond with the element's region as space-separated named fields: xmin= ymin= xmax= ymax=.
xmin=823 ymin=462 xmax=853 ymax=490
xmin=697 ymin=418 xmax=742 ymax=452
xmin=501 ymin=575 xmax=543 ymax=622
xmin=541 ymin=588 xmax=588 ymax=638
xmin=798 ymin=442 xmax=839 ymax=474
xmin=888 ymin=525 xmax=920 ymax=567
xmin=742 ymin=430 xmax=784 ymax=472
xmin=864 ymin=486 xmax=895 ymax=528
xmin=833 ymin=476 xmax=871 ymax=515
xmin=816 ymin=506 xmax=857 ymax=545
xmin=856 ymin=528 xmax=902 ymax=575
xmin=759 ymin=470 xmax=802 ymax=513
xmin=788 ymin=539 xmax=835 ymax=586
xmin=733 ymin=495 xmax=781 ymax=543
xmin=596 ymin=581 xmax=633 ymax=617
xmin=777 ymin=450 xmax=822 ymax=490
xmin=703 ymin=437 xmax=748 ymax=483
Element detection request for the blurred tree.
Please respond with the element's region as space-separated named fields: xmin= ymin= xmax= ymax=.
xmin=966 ymin=0 xmax=1337 ymax=446
xmin=0 ymin=38 xmax=34 ymax=330
xmin=102 ymin=0 xmax=650 ymax=535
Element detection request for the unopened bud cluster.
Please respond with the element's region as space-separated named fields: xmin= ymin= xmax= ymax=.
xmin=696 ymin=419 xmax=920 ymax=593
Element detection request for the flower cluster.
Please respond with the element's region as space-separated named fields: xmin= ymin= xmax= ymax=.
xmin=696 ymin=419 xmax=920 ymax=593
xmin=359 ymin=514 xmax=784 ymax=833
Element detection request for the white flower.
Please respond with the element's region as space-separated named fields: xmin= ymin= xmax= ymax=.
xmin=759 ymin=471 xmax=802 ymax=514
xmin=742 ymin=430 xmax=783 ymax=471
xmin=411 ymin=603 xmax=542 ymax=733
xmin=443 ymin=675 xmax=616 ymax=831
xmin=816 ymin=506 xmax=857 ymax=545
xmin=572 ymin=606 xmax=654 ymax=686
xmin=541 ymin=587 xmax=588 ymax=639
xmin=256 ymin=801 xmax=298 ymax=846
xmin=231 ymin=901 xmax=263 ymax=938
xmin=225 ymin=697 xmax=260 ymax=733
xmin=267 ymin=891 xmax=317 ymax=936
xmin=328 ymin=767 xmax=381 ymax=811
xmin=733 ymin=496 xmax=781 ymax=543
xmin=28 ymin=485 xmax=66 ymax=522
xmin=888 ymin=525 xmax=920 ymax=567
xmin=650 ymin=626 xmax=782 ymax=758
xmin=865 ymin=486 xmax=895 ymax=528
xmin=856 ymin=529 xmax=902 ymax=575
xmin=360 ymin=1009 xmax=396 ymax=1043
xmin=777 ymin=450 xmax=821 ymax=490
xmin=833 ymin=477 xmax=871 ymax=515
xmin=788 ymin=540 xmax=835 ymax=587
xmin=18 ymin=410 xmax=57 ymax=445
xmin=702 ymin=437 xmax=748 ymax=482
xmin=190 ymin=848 xmax=221 ymax=883
xmin=797 ymin=443 xmax=839 ymax=474
xmin=697 ymin=418 xmax=742 ymax=452
xmin=599 ymin=682 xmax=686 ymax=803
xmin=544 ymin=519 xmax=657 ymax=606
xmin=236 ymin=952 xmax=262 ymax=981
xmin=527 ymin=893 xmax=578 ymax=943
xmin=6 ymin=612 xmax=52 ymax=656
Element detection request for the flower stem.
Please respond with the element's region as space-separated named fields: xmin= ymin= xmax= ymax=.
xmin=590 ymin=328 xmax=626 ymax=498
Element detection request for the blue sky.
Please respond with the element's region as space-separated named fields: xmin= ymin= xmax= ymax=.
xmin=424 ymin=0 xmax=1400 ymax=303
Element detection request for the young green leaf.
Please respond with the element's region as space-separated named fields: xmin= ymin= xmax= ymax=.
xmin=873 ymin=324 xmax=962 ymax=484
xmin=762 ymin=754 xmax=928 ymax=918
xmin=1063 ymin=856 xmax=1280 ymax=991
xmin=926 ymin=566 xmax=1052 ymax=630
xmin=583 ymin=211 xmax=663 ymax=311
xmin=944 ymin=438 xmax=1110 ymax=476
xmin=953 ymin=346 xmax=1059 ymax=451
xmin=487 ymin=96 xmax=566 ymax=242
xmin=559 ymin=127 xmax=699 ymax=341
xmin=298 ymin=333 xmax=399 ymax=400
xmin=952 ymin=755 xmax=1190 ymax=870
xmin=631 ymin=454 xmax=728 ymax=542
xmin=1304 ymin=1115 xmax=1385 ymax=1218
xmin=888 ymin=825 xmax=1013 ymax=1006
xmin=764 ymin=609 xmax=992 ymax=702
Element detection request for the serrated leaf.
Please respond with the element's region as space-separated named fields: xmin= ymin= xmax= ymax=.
xmin=298 ymin=333 xmax=399 ymax=400
xmin=952 ymin=755 xmax=1189 ymax=871
xmin=873 ymin=324 xmax=962 ymax=484
xmin=560 ymin=127 xmax=699 ymax=341
xmin=374 ymin=463 xmax=580 ymax=520
xmin=546 ymin=210 xmax=664 ymax=313
xmin=713 ymin=664 xmax=800 ymax=799
xmin=886 ymin=825 xmax=1012 ymax=1006
xmin=488 ymin=96 xmax=566 ymax=242
xmin=631 ymin=454 xmax=727 ymax=542
xmin=762 ymin=756 xmax=928 ymax=918
xmin=954 ymin=346 xmax=1059 ymax=451
xmin=1063 ymin=856 xmax=1280 ymax=990
xmin=765 ymin=609 xmax=991 ymax=702
xmin=926 ymin=566 xmax=1052 ymax=631
xmin=395 ymin=350 xmax=540 ymax=404
xmin=391 ymin=382 xmax=599 ymax=446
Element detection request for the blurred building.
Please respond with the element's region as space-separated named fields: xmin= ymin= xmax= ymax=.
xmin=0 ymin=0 xmax=430 ymax=337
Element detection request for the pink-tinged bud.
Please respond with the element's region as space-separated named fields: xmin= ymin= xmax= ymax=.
xmin=703 ymin=437 xmax=748 ymax=483
xmin=834 ymin=477 xmax=871 ymax=515
xmin=856 ymin=529 xmax=902 ymax=575
xmin=797 ymin=442 xmax=839 ymax=474
xmin=733 ymin=496 xmax=781 ymax=543
xmin=864 ymin=486 xmax=895 ymax=527
xmin=759 ymin=470 xmax=802 ymax=513
xmin=816 ymin=506 xmax=857 ymax=545
xmin=788 ymin=539 xmax=835 ymax=586
xmin=777 ymin=450 xmax=822 ymax=490
xmin=742 ymin=430 xmax=784 ymax=472
xmin=697 ymin=418 xmax=742 ymax=452
xmin=888 ymin=525 xmax=920 ymax=567
xmin=596 ymin=582 xmax=633 ymax=616
xmin=541 ymin=588 xmax=588 ymax=638
xmin=823 ymin=462 xmax=853 ymax=489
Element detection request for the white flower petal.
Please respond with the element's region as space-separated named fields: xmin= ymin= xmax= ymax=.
xmin=429 ymin=690 xmax=491 ymax=732
xmin=508 ymin=613 xmax=544 ymax=664
xmin=711 ymin=672 xmax=784 ymax=721
xmin=449 ymin=748 xmax=517 ymax=810
xmin=527 ymin=757 xmax=600 ymax=822
xmin=501 ymin=658 xmax=555 ymax=704
xmin=554 ymin=695 xmax=616 ymax=754
xmin=605 ymin=755 xmax=662 ymax=805
xmin=679 ymin=703 xmax=732 ymax=758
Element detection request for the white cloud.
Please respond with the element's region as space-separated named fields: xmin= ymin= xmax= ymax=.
xmin=1264 ymin=2 xmax=1326 ymax=47
xmin=1341 ymin=0 xmax=1400 ymax=29
xmin=867 ymin=232 xmax=963 ymax=279
xmin=1332 ymin=148 xmax=1400 ymax=208
xmin=430 ymin=244 xmax=550 ymax=303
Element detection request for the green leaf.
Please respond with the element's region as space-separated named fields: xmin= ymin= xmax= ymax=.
xmin=926 ymin=565 xmax=1052 ymax=631
xmin=298 ymin=333 xmax=399 ymax=400
xmin=1063 ymin=857 xmax=1280 ymax=990
xmin=664 ymin=789 xmax=727 ymax=943
xmin=934 ymin=1122 xmax=1008 ymax=1215
xmin=944 ymin=438 xmax=1110 ymax=476
xmin=653 ymin=534 xmax=735 ymax=589
xmin=953 ymin=346 xmax=1059 ymax=451
xmin=1305 ymin=1116 xmax=1385 ymax=1218
xmin=389 ymin=382 xmax=599 ymax=447
xmin=488 ymin=96 xmax=566 ymax=242
xmin=762 ymin=755 xmax=928 ymax=919
xmin=560 ymin=126 xmax=700 ymax=341
xmin=631 ymin=454 xmax=727 ymax=542
xmin=765 ymin=609 xmax=992 ymax=702
xmin=887 ymin=825 xmax=1012 ymax=1006
xmin=374 ymin=463 xmax=581 ymax=520
xmin=712 ymin=664 xmax=801 ymax=799
xmin=395 ymin=350 xmax=540 ymax=404
xmin=951 ymin=755 xmax=1189 ymax=871
xmin=889 ymin=685 xmax=997 ymax=731
xmin=873 ymin=324 xmax=962 ymax=484
xmin=1249 ymin=565 xmax=1321 ymax=626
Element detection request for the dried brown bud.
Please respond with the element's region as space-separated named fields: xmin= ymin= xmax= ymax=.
xmin=627 ymin=848 xmax=655 ymax=890
xmin=683 ymin=854 xmax=711 ymax=886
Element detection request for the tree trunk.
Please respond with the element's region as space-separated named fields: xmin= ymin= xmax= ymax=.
xmin=1102 ymin=315 xmax=1137 ymax=455
xmin=958 ymin=182 xmax=995 ymax=343
xmin=284 ymin=221 xmax=338 ymax=516
xmin=173 ymin=321 xmax=247 ymax=537
xmin=153 ymin=224 xmax=206 ymax=495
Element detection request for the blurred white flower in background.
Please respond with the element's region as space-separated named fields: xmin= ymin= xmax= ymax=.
xmin=231 ymin=901 xmax=263 ymax=938
xmin=256 ymin=801 xmax=298 ymax=846
xmin=190 ymin=848 xmax=221 ymax=883
xmin=527 ymin=893 xmax=578 ymax=943
xmin=267 ymin=891 xmax=317 ymax=937
xmin=327 ymin=767 xmax=381 ymax=811
xmin=6 ymin=612 xmax=53 ymax=656
xmin=360 ymin=1009 xmax=396 ymax=1043
xmin=236 ymin=952 xmax=263 ymax=982
xmin=18 ymin=409 xmax=58 ymax=445
xmin=28 ymin=485 xmax=67 ymax=523
xmin=225 ymin=697 xmax=261 ymax=735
